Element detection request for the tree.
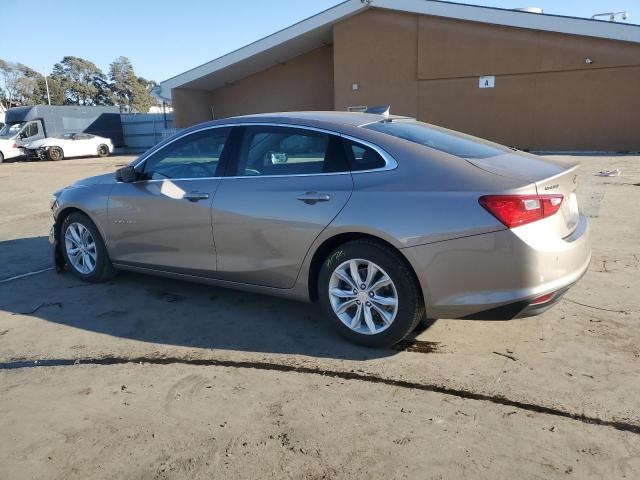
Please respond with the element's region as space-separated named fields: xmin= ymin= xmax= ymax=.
xmin=109 ymin=56 xmax=158 ymax=112
xmin=0 ymin=59 xmax=21 ymax=109
xmin=51 ymin=56 xmax=114 ymax=106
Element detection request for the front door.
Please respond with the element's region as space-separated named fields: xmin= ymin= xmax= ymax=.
xmin=213 ymin=125 xmax=353 ymax=288
xmin=16 ymin=120 xmax=44 ymax=146
xmin=107 ymin=127 xmax=232 ymax=275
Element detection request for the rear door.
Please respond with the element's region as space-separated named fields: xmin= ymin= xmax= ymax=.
xmin=108 ymin=126 xmax=233 ymax=275
xmin=213 ymin=125 xmax=353 ymax=288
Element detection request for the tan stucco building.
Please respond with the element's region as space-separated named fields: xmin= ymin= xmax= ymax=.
xmin=161 ymin=0 xmax=640 ymax=151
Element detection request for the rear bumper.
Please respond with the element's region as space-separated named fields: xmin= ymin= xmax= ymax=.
xmin=402 ymin=212 xmax=590 ymax=319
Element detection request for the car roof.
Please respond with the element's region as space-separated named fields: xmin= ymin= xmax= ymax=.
xmin=195 ymin=111 xmax=413 ymax=131
xmin=232 ymin=111 xmax=412 ymax=126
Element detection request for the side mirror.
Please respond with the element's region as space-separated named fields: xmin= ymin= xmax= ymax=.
xmin=115 ymin=166 xmax=138 ymax=183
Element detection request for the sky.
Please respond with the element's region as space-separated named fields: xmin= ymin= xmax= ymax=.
xmin=1 ymin=0 xmax=638 ymax=84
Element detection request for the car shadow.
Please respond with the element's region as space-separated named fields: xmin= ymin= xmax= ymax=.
xmin=0 ymin=237 xmax=434 ymax=361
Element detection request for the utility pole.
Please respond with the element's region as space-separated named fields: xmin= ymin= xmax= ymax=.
xmin=44 ymin=75 xmax=51 ymax=105
xmin=42 ymin=66 xmax=51 ymax=105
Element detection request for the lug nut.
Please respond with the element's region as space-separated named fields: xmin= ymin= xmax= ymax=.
xmin=353 ymin=289 xmax=357 ymax=295
xmin=368 ymin=291 xmax=374 ymax=297
xmin=366 ymin=301 xmax=372 ymax=307
xmin=356 ymin=300 xmax=361 ymax=305
xmin=361 ymin=284 xmax=366 ymax=289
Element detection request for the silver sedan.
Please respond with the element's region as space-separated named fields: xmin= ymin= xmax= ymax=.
xmin=50 ymin=112 xmax=590 ymax=347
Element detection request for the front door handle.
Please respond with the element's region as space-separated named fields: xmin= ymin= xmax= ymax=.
xmin=183 ymin=191 xmax=210 ymax=202
xmin=297 ymin=192 xmax=331 ymax=205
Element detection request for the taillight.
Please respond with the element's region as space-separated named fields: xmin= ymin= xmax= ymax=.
xmin=12 ymin=143 xmax=17 ymax=148
xmin=479 ymin=194 xmax=563 ymax=228
xmin=530 ymin=291 xmax=555 ymax=305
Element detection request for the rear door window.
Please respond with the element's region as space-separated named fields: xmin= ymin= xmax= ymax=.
xmin=233 ymin=126 xmax=349 ymax=176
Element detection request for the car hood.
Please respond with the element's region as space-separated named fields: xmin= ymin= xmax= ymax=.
xmin=70 ymin=173 xmax=117 ymax=188
xmin=463 ymin=151 xmax=577 ymax=183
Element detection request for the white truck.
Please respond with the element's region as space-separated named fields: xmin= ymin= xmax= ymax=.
xmin=0 ymin=105 xmax=123 ymax=163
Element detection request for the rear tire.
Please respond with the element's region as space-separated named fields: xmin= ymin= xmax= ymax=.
xmin=0 ymin=152 xmax=4 ymax=163
xmin=61 ymin=212 xmax=117 ymax=282
xmin=97 ymin=144 xmax=109 ymax=157
xmin=48 ymin=146 xmax=64 ymax=161
xmin=318 ymin=240 xmax=424 ymax=348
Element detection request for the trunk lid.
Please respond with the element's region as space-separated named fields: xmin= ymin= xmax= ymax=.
xmin=466 ymin=152 xmax=580 ymax=238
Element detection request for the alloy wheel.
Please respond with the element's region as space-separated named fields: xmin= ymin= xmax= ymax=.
xmin=328 ymin=259 xmax=398 ymax=335
xmin=64 ymin=222 xmax=97 ymax=274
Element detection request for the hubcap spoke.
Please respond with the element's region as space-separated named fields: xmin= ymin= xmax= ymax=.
xmin=329 ymin=288 xmax=356 ymax=299
xmin=371 ymin=295 xmax=397 ymax=307
xmin=335 ymin=298 xmax=358 ymax=315
xmin=370 ymin=302 xmax=393 ymax=325
xmin=350 ymin=303 xmax=363 ymax=329
xmin=369 ymin=275 xmax=392 ymax=292
xmin=364 ymin=262 xmax=378 ymax=289
xmin=349 ymin=260 xmax=362 ymax=286
xmin=363 ymin=306 xmax=376 ymax=334
xmin=335 ymin=269 xmax=357 ymax=291
xmin=69 ymin=224 xmax=82 ymax=244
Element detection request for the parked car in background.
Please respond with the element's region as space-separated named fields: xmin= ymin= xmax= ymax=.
xmin=26 ymin=133 xmax=113 ymax=160
xmin=49 ymin=111 xmax=590 ymax=347
xmin=0 ymin=122 xmax=24 ymax=163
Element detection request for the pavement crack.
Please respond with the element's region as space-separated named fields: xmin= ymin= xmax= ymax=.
xmin=1 ymin=355 xmax=639 ymax=435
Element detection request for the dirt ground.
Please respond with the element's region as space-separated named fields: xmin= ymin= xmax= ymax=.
xmin=0 ymin=154 xmax=638 ymax=479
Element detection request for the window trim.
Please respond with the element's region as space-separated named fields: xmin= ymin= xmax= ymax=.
xmin=129 ymin=122 xmax=397 ymax=183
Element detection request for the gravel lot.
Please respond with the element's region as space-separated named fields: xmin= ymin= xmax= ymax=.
xmin=0 ymin=154 xmax=639 ymax=479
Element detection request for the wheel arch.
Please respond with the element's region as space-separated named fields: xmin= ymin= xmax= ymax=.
xmin=55 ymin=206 xmax=108 ymax=249
xmin=307 ymin=232 xmax=424 ymax=304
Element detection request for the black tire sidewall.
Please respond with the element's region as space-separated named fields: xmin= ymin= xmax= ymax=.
xmin=318 ymin=241 xmax=423 ymax=348
xmin=61 ymin=212 xmax=111 ymax=282
xmin=0 ymin=152 xmax=4 ymax=163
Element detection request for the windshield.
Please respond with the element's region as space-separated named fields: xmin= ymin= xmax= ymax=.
xmin=365 ymin=120 xmax=510 ymax=159
xmin=0 ymin=122 xmax=24 ymax=138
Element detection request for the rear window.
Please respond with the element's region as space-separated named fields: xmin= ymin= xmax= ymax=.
xmin=365 ymin=120 xmax=509 ymax=159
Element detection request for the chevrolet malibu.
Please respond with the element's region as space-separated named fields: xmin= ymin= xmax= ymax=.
xmin=50 ymin=112 xmax=590 ymax=347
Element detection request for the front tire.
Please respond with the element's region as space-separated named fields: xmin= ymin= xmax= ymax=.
xmin=61 ymin=212 xmax=116 ymax=282
xmin=0 ymin=152 xmax=4 ymax=163
xmin=318 ymin=240 xmax=424 ymax=347
xmin=48 ymin=146 xmax=64 ymax=161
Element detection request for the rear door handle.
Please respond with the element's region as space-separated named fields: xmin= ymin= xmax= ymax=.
xmin=183 ymin=191 xmax=210 ymax=202
xmin=297 ymin=192 xmax=331 ymax=204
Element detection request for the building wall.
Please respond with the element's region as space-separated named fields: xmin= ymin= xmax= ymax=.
xmin=172 ymin=88 xmax=214 ymax=128
xmin=334 ymin=9 xmax=640 ymax=151
xmin=207 ymin=46 xmax=334 ymax=121
xmin=333 ymin=10 xmax=419 ymax=118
